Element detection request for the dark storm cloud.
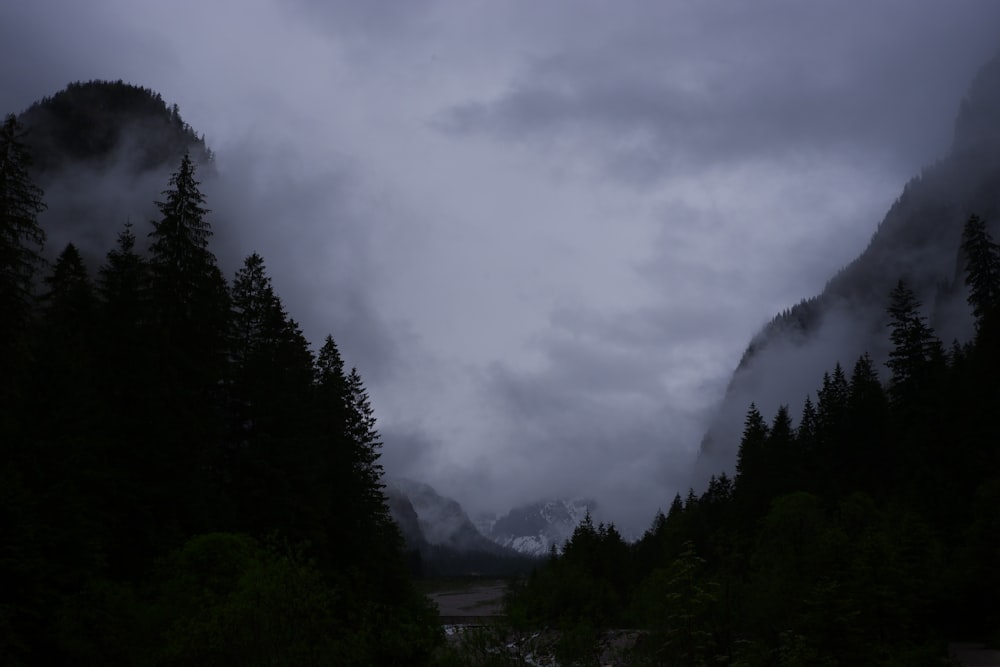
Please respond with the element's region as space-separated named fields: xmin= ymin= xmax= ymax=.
xmin=4 ymin=0 xmax=1000 ymax=531
xmin=439 ymin=2 xmax=1000 ymax=185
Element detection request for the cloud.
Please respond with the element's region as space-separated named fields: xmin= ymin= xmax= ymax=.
xmin=3 ymin=0 xmax=1000 ymax=534
xmin=437 ymin=2 xmax=1000 ymax=185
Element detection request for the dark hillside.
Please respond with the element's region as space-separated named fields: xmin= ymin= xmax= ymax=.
xmin=698 ymin=49 xmax=1000 ymax=476
xmin=18 ymin=80 xmax=211 ymax=175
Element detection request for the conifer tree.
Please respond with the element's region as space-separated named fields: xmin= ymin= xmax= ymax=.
xmin=796 ymin=396 xmax=818 ymax=450
xmin=97 ymin=221 xmax=153 ymax=434
xmin=961 ymin=214 xmax=1000 ymax=331
xmin=147 ymin=152 xmax=230 ymax=390
xmin=145 ymin=152 xmax=229 ymax=539
xmin=230 ymin=253 xmax=285 ymax=363
xmin=845 ymin=353 xmax=888 ymax=492
xmin=33 ymin=244 xmax=99 ymax=437
xmin=816 ymin=363 xmax=849 ymax=442
xmin=885 ymin=280 xmax=943 ymax=405
xmin=735 ymin=403 xmax=771 ymax=518
xmin=667 ymin=493 xmax=684 ymax=520
xmin=0 ymin=114 xmax=46 ymax=380
xmin=148 ymin=151 xmax=229 ymax=359
xmin=766 ymin=405 xmax=795 ymax=496
xmin=40 ymin=243 xmax=94 ymax=327
xmin=735 ymin=403 xmax=769 ymax=483
xmin=98 ymin=221 xmax=148 ymax=326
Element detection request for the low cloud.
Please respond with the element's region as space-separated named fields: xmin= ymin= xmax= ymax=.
xmin=4 ymin=0 xmax=1000 ymax=534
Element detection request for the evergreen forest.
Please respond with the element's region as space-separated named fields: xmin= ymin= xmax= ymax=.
xmin=498 ymin=215 xmax=1000 ymax=664
xmin=3 ymin=77 xmax=1000 ymax=667
xmin=0 ymin=112 xmax=443 ymax=666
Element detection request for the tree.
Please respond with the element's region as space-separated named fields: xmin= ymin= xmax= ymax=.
xmin=961 ymin=214 xmax=1000 ymax=331
xmin=766 ymin=405 xmax=795 ymax=496
xmin=844 ymin=353 xmax=888 ymax=493
xmin=735 ymin=403 xmax=771 ymax=519
xmin=885 ymin=280 xmax=943 ymax=405
xmin=816 ymin=363 xmax=849 ymax=444
xmin=230 ymin=253 xmax=285 ymax=362
xmin=797 ymin=395 xmax=818 ymax=447
xmin=144 ymin=152 xmax=230 ymax=541
xmin=0 ymin=114 xmax=47 ymax=389
xmin=147 ymin=151 xmax=229 ymax=400
xmin=148 ymin=151 xmax=227 ymax=325
xmin=735 ymin=403 xmax=769 ymax=483
xmin=98 ymin=221 xmax=148 ymax=326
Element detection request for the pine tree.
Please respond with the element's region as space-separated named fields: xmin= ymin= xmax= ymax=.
xmin=144 ymin=152 xmax=230 ymax=539
xmin=0 ymin=114 xmax=47 ymax=388
xmin=845 ymin=353 xmax=889 ymax=493
xmin=961 ymin=214 xmax=1000 ymax=331
xmin=735 ymin=403 xmax=771 ymax=519
xmin=667 ymin=493 xmax=685 ymax=520
xmin=40 ymin=243 xmax=94 ymax=325
xmin=230 ymin=253 xmax=286 ymax=364
xmin=797 ymin=396 xmax=818 ymax=449
xmin=32 ymin=244 xmax=100 ymax=437
xmin=96 ymin=221 xmax=153 ymax=435
xmin=766 ymin=405 xmax=795 ymax=496
xmin=817 ymin=364 xmax=849 ymax=441
xmin=147 ymin=150 xmax=229 ymax=393
xmin=310 ymin=336 xmax=398 ymax=568
xmin=98 ymin=221 xmax=148 ymax=326
xmin=735 ymin=403 xmax=769 ymax=483
xmin=885 ymin=280 xmax=944 ymax=405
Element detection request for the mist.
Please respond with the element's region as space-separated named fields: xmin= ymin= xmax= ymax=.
xmin=4 ymin=0 xmax=1000 ymax=535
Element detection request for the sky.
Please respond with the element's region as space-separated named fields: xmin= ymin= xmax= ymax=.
xmin=2 ymin=0 xmax=999 ymax=531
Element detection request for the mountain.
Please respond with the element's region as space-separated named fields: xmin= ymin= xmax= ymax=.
xmin=18 ymin=79 xmax=211 ymax=175
xmin=696 ymin=49 xmax=1000 ymax=480
xmin=13 ymin=80 xmax=213 ymax=261
xmin=479 ymin=497 xmax=596 ymax=557
xmin=384 ymin=478 xmax=538 ymax=576
xmin=386 ymin=478 xmax=504 ymax=553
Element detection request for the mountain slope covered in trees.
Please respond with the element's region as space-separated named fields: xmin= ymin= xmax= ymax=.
xmin=698 ymin=50 xmax=1000 ymax=479
xmin=496 ymin=50 xmax=1000 ymax=667
xmin=0 ymin=85 xmax=441 ymax=665
xmin=505 ymin=214 xmax=1000 ymax=665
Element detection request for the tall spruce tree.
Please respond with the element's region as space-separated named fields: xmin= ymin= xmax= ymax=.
xmin=148 ymin=151 xmax=228 ymax=329
xmin=0 ymin=114 xmax=46 ymax=395
xmin=844 ymin=353 xmax=888 ymax=493
xmin=145 ymin=152 xmax=230 ymax=539
xmin=961 ymin=214 xmax=1000 ymax=331
xmin=885 ymin=280 xmax=943 ymax=406
xmin=735 ymin=403 xmax=771 ymax=519
xmin=148 ymin=151 xmax=229 ymax=395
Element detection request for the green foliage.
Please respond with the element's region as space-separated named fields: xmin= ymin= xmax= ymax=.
xmin=629 ymin=542 xmax=724 ymax=666
xmin=151 ymin=533 xmax=366 ymax=667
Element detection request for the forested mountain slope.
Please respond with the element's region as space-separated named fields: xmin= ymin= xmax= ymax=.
xmin=697 ymin=50 xmax=1000 ymax=479
xmin=1 ymin=83 xmax=442 ymax=666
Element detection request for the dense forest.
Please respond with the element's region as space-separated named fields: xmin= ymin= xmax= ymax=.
xmin=5 ymin=77 xmax=999 ymax=666
xmin=0 ymin=112 xmax=442 ymax=665
xmin=501 ymin=215 xmax=1000 ymax=665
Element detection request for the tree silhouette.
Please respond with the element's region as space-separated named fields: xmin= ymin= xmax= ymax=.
xmin=0 ymin=113 xmax=47 ymax=394
xmin=961 ymin=214 xmax=1000 ymax=331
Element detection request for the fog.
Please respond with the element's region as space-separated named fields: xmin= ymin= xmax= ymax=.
xmin=3 ymin=1 xmax=999 ymax=534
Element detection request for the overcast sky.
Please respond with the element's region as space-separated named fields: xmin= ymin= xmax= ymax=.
xmin=3 ymin=1 xmax=999 ymax=531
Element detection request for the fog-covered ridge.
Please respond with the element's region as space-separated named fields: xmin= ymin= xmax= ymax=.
xmin=696 ymin=48 xmax=1000 ymax=482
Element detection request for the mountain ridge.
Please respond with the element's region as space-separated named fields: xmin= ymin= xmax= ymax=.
xmin=696 ymin=48 xmax=1000 ymax=479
